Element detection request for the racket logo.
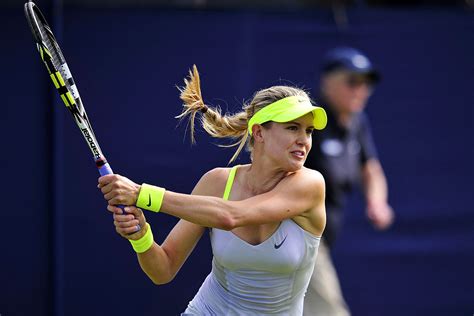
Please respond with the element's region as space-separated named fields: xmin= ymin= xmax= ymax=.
xmin=81 ymin=128 xmax=100 ymax=159
xmin=146 ymin=194 xmax=152 ymax=207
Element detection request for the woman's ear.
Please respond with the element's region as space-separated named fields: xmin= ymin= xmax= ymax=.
xmin=252 ymin=124 xmax=265 ymax=143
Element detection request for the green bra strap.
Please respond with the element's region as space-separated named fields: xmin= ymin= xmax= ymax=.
xmin=223 ymin=165 xmax=239 ymax=200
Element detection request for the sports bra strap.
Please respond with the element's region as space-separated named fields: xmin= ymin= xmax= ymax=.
xmin=223 ymin=165 xmax=240 ymax=200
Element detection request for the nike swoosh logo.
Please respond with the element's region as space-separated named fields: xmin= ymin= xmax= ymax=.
xmin=146 ymin=194 xmax=152 ymax=207
xmin=274 ymin=235 xmax=288 ymax=249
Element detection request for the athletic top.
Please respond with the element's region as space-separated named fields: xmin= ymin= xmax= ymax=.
xmin=182 ymin=165 xmax=321 ymax=316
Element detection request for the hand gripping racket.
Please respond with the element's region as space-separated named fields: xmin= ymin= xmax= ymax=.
xmin=24 ymin=2 xmax=129 ymax=215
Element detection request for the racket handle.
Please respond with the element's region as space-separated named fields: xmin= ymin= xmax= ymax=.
xmin=98 ymin=162 xmax=114 ymax=177
xmin=97 ymin=162 xmax=127 ymax=214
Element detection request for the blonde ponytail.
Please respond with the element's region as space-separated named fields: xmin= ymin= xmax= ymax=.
xmin=176 ymin=65 xmax=310 ymax=163
xmin=176 ymin=65 xmax=249 ymax=163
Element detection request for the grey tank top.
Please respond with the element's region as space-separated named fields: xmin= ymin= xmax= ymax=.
xmin=182 ymin=165 xmax=321 ymax=315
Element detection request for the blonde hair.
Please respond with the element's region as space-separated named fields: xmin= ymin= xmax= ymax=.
xmin=176 ymin=65 xmax=310 ymax=163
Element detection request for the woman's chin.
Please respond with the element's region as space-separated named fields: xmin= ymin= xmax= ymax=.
xmin=285 ymin=160 xmax=304 ymax=172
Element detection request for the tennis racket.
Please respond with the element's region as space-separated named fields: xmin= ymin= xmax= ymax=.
xmin=24 ymin=1 xmax=134 ymax=221
xmin=24 ymin=2 xmax=114 ymax=178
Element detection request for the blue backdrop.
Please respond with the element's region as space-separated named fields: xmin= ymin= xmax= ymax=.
xmin=1 ymin=4 xmax=473 ymax=316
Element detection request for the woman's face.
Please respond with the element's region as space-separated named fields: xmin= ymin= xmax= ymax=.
xmin=260 ymin=112 xmax=314 ymax=171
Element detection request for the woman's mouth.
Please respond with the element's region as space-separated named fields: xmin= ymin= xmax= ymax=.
xmin=290 ymin=150 xmax=305 ymax=159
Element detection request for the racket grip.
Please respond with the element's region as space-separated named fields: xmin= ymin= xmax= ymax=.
xmin=98 ymin=162 xmax=114 ymax=177
xmin=98 ymin=162 xmax=127 ymax=214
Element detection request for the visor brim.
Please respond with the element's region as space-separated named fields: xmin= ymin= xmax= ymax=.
xmin=272 ymin=105 xmax=327 ymax=130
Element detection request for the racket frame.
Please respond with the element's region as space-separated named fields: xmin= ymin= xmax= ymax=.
xmin=24 ymin=2 xmax=112 ymax=175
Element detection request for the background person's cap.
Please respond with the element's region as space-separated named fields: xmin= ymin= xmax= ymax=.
xmin=321 ymin=47 xmax=381 ymax=83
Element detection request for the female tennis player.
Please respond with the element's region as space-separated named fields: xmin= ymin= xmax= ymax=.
xmin=98 ymin=66 xmax=328 ymax=315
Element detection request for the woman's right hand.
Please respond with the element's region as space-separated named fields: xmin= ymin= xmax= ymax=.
xmin=107 ymin=205 xmax=147 ymax=240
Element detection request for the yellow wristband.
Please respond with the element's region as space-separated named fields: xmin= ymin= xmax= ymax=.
xmin=136 ymin=183 xmax=165 ymax=212
xmin=129 ymin=223 xmax=154 ymax=253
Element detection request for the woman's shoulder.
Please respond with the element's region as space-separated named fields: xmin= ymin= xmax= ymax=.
xmin=278 ymin=167 xmax=325 ymax=201
xmin=194 ymin=165 xmax=246 ymax=197
xmin=202 ymin=164 xmax=250 ymax=181
xmin=305 ymin=167 xmax=325 ymax=186
xmin=287 ymin=167 xmax=325 ymax=187
xmin=201 ymin=166 xmax=233 ymax=180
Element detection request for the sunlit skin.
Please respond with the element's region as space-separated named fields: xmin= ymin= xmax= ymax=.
xmin=98 ymin=111 xmax=325 ymax=245
xmin=223 ymin=113 xmax=318 ymax=244
xmin=253 ymin=112 xmax=315 ymax=174
xmin=321 ymin=70 xmax=373 ymax=126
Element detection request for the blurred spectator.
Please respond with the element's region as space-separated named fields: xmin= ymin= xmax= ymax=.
xmin=303 ymin=47 xmax=395 ymax=316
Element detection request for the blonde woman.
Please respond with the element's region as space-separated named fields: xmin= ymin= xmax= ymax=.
xmin=98 ymin=66 xmax=328 ymax=315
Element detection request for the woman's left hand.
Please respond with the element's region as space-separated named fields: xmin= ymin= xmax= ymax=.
xmin=98 ymin=174 xmax=141 ymax=206
xmin=107 ymin=205 xmax=147 ymax=239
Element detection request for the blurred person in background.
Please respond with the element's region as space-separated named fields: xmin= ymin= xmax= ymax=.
xmin=303 ymin=47 xmax=395 ymax=316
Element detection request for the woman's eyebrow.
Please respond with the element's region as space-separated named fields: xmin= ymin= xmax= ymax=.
xmin=284 ymin=121 xmax=314 ymax=128
xmin=283 ymin=121 xmax=300 ymax=125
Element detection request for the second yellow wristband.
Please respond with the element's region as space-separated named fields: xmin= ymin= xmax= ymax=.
xmin=136 ymin=183 xmax=166 ymax=212
xmin=129 ymin=223 xmax=154 ymax=253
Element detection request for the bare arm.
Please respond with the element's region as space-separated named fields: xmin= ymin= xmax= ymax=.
xmin=161 ymin=169 xmax=325 ymax=235
xmin=101 ymin=168 xmax=326 ymax=236
xmin=109 ymin=174 xmax=221 ymax=285
xmin=362 ymin=158 xmax=394 ymax=230
xmin=362 ymin=158 xmax=387 ymax=203
xmin=138 ymin=218 xmax=204 ymax=285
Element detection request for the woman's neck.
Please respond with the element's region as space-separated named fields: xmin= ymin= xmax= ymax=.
xmin=240 ymin=160 xmax=290 ymax=195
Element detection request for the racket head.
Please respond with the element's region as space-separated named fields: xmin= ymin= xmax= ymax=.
xmin=24 ymin=2 xmax=106 ymax=165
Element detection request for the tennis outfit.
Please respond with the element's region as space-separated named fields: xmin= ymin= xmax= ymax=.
xmin=182 ymin=165 xmax=321 ymax=316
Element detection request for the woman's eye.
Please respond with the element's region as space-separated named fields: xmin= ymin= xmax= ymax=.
xmin=287 ymin=126 xmax=298 ymax=131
